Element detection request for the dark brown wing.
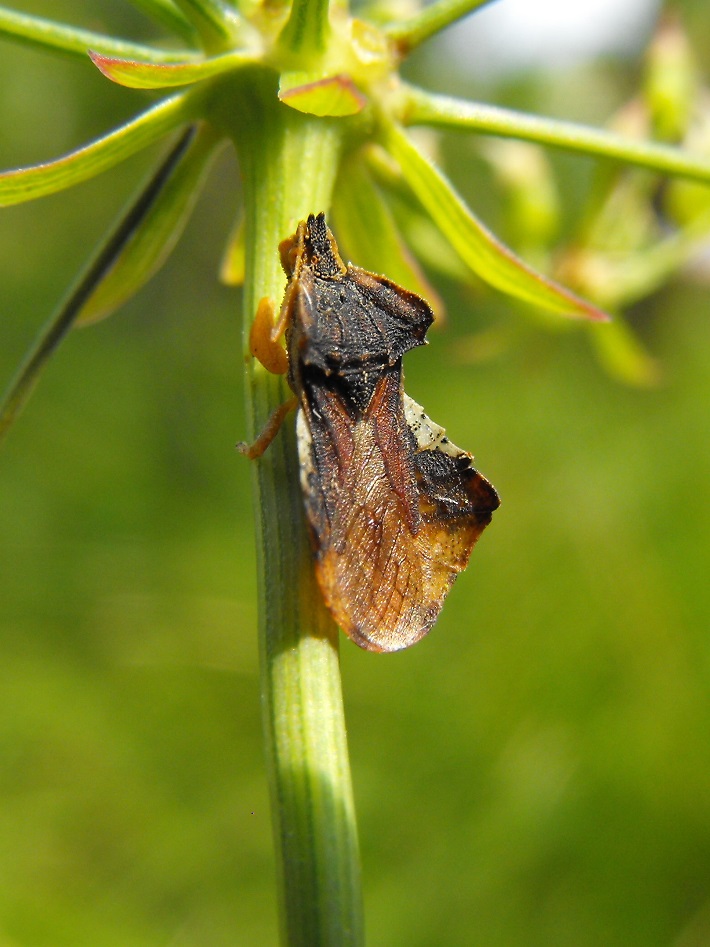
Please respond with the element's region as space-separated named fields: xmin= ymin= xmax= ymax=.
xmin=297 ymin=368 xmax=499 ymax=652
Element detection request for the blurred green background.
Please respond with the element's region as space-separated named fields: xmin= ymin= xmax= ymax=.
xmin=2 ymin=2 xmax=710 ymax=945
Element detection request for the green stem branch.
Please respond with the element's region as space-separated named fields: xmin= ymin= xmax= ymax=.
xmin=403 ymin=86 xmax=710 ymax=184
xmin=278 ymin=0 xmax=332 ymax=56
xmin=386 ymin=0 xmax=496 ymax=53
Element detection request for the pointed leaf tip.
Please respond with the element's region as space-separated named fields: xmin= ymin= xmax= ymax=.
xmin=382 ymin=123 xmax=610 ymax=323
xmin=279 ymin=74 xmax=367 ymax=117
xmin=88 ymin=49 xmax=250 ymax=89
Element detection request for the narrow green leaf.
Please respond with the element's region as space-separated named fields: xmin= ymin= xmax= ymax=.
xmin=332 ymin=155 xmax=444 ymax=318
xmin=79 ymin=124 xmax=223 ymax=324
xmin=279 ymin=73 xmax=366 ymax=117
xmin=0 ymin=5 xmax=200 ymax=62
xmin=403 ymin=86 xmax=710 ymax=186
xmin=381 ymin=122 xmax=608 ymax=321
xmin=0 ymin=129 xmax=199 ymax=443
xmin=89 ymin=49 xmax=254 ymax=89
xmin=385 ymin=0 xmax=495 ymax=53
xmin=233 ymin=86 xmax=363 ymax=945
xmin=0 ymin=93 xmax=196 ymax=206
xmin=389 ymin=198 xmax=473 ymax=283
xmin=127 ymin=0 xmax=200 ymax=45
xmin=364 ymin=144 xmax=472 ymax=282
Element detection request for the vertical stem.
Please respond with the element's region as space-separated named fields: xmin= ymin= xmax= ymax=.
xmin=278 ymin=0 xmax=332 ymax=55
xmin=224 ymin=71 xmax=363 ymax=946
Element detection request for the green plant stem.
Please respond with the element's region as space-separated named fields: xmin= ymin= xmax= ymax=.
xmin=216 ymin=70 xmax=363 ymax=946
xmin=278 ymin=0 xmax=332 ymax=55
xmin=385 ymin=0 xmax=495 ymax=52
xmin=403 ymin=86 xmax=710 ymax=184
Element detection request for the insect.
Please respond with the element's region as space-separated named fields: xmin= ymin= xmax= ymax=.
xmin=245 ymin=212 xmax=500 ymax=652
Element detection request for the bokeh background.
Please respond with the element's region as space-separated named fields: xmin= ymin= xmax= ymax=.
xmin=2 ymin=1 xmax=710 ymax=944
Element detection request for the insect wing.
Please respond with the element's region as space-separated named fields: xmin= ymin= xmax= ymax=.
xmin=405 ymin=392 xmax=499 ymax=607
xmin=297 ymin=369 xmax=498 ymax=652
xmin=284 ymin=213 xmax=499 ymax=652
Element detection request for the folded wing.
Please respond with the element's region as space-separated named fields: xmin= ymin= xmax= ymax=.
xmin=298 ymin=367 xmax=499 ymax=652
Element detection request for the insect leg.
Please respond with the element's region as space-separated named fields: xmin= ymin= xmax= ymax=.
xmin=236 ymin=396 xmax=298 ymax=459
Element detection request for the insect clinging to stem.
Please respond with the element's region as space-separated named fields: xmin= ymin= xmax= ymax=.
xmin=242 ymin=212 xmax=499 ymax=652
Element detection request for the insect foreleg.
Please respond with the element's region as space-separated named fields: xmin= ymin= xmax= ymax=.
xmin=249 ymin=297 xmax=289 ymax=375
